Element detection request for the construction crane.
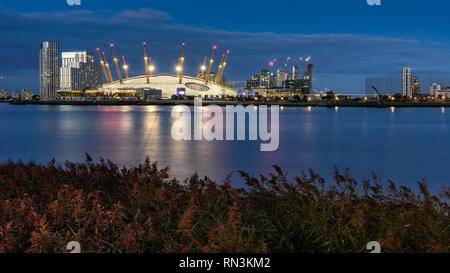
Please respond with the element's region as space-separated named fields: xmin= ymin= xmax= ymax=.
xmin=371 ymin=86 xmax=390 ymax=103
xmin=305 ymin=56 xmax=311 ymax=65
xmin=102 ymin=52 xmax=114 ymax=82
xmin=143 ymin=42 xmax=150 ymax=84
xmin=110 ymin=43 xmax=123 ymax=84
xmin=215 ymin=54 xmax=225 ymax=84
xmin=96 ymin=48 xmax=110 ymax=83
xmin=178 ymin=42 xmax=185 ymax=84
xmin=122 ymin=56 xmax=129 ymax=80
xmin=205 ymin=45 xmax=217 ymax=85
xmin=284 ymin=57 xmax=291 ymax=77
xmin=216 ymin=50 xmax=230 ymax=84
xmin=371 ymin=86 xmax=385 ymax=100
xmin=200 ymin=57 xmax=207 ymax=79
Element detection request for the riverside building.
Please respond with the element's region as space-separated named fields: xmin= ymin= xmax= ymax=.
xmin=39 ymin=41 xmax=59 ymax=100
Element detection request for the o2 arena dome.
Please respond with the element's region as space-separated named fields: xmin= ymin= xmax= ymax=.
xmin=100 ymin=74 xmax=237 ymax=98
xmin=90 ymin=43 xmax=236 ymax=98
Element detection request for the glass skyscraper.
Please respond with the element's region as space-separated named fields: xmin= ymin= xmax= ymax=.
xmin=39 ymin=41 xmax=59 ymax=100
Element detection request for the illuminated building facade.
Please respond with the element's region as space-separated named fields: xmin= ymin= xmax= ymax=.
xmin=402 ymin=68 xmax=413 ymax=97
xmin=39 ymin=41 xmax=59 ymax=99
xmin=60 ymin=51 xmax=102 ymax=91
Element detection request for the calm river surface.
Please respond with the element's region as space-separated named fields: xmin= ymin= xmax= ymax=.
xmin=0 ymin=103 xmax=449 ymax=192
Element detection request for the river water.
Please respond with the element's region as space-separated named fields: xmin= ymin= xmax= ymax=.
xmin=0 ymin=103 xmax=448 ymax=192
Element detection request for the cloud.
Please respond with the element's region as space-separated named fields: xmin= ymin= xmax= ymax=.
xmin=0 ymin=7 xmax=448 ymax=93
xmin=116 ymin=8 xmax=172 ymax=21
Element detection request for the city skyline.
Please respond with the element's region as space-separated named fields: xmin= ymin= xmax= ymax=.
xmin=2 ymin=1 xmax=450 ymax=93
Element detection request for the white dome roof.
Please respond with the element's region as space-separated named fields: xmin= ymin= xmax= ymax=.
xmin=101 ymin=74 xmax=236 ymax=97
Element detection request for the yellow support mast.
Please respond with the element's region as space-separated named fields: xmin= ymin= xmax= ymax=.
xmin=215 ymin=54 xmax=225 ymax=84
xmin=200 ymin=57 xmax=207 ymax=79
xmin=102 ymin=52 xmax=114 ymax=82
xmin=110 ymin=43 xmax=123 ymax=84
xmin=178 ymin=42 xmax=185 ymax=84
xmin=217 ymin=50 xmax=230 ymax=84
xmin=96 ymin=48 xmax=110 ymax=83
xmin=205 ymin=45 xmax=216 ymax=85
xmin=143 ymin=42 xmax=150 ymax=84
xmin=149 ymin=58 xmax=154 ymax=77
xmin=122 ymin=56 xmax=129 ymax=80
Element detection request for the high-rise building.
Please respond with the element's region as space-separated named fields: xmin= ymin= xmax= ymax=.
xmin=0 ymin=89 xmax=7 ymax=100
xmin=259 ymin=69 xmax=270 ymax=88
xmin=288 ymin=66 xmax=299 ymax=80
xmin=301 ymin=64 xmax=314 ymax=94
xmin=402 ymin=68 xmax=412 ymax=97
xmin=271 ymin=69 xmax=286 ymax=88
xmin=412 ymin=76 xmax=421 ymax=97
xmin=245 ymin=74 xmax=261 ymax=89
xmin=40 ymin=41 xmax=59 ymax=100
xmin=293 ymin=65 xmax=299 ymax=80
xmin=430 ymin=83 xmax=441 ymax=97
xmin=60 ymin=51 xmax=102 ymax=91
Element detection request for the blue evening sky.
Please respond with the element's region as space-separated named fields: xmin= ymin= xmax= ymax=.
xmin=0 ymin=0 xmax=449 ymax=93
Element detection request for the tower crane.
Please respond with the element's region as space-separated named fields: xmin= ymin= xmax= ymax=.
xmin=110 ymin=43 xmax=123 ymax=84
xmin=305 ymin=56 xmax=311 ymax=67
xmin=96 ymin=48 xmax=110 ymax=83
xmin=205 ymin=46 xmax=217 ymax=85
xmin=178 ymin=42 xmax=185 ymax=84
xmin=371 ymin=86 xmax=386 ymax=100
xmin=102 ymin=52 xmax=114 ymax=82
xmin=122 ymin=56 xmax=129 ymax=80
xmin=371 ymin=86 xmax=390 ymax=103
xmin=284 ymin=57 xmax=291 ymax=78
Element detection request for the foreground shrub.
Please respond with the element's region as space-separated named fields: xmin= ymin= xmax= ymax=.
xmin=0 ymin=155 xmax=448 ymax=253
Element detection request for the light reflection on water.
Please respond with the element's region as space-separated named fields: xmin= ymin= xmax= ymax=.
xmin=0 ymin=103 xmax=448 ymax=191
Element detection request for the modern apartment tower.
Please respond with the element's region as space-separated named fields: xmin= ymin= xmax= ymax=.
xmin=60 ymin=51 xmax=102 ymax=91
xmin=271 ymin=69 xmax=286 ymax=88
xmin=288 ymin=66 xmax=299 ymax=81
xmin=259 ymin=69 xmax=270 ymax=88
xmin=301 ymin=64 xmax=314 ymax=94
xmin=430 ymin=83 xmax=441 ymax=97
xmin=39 ymin=41 xmax=59 ymax=100
xmin=412 ymin=76 xmax=421 ymax=97
xmin=402 ymin=68 xmax=412 ymax=97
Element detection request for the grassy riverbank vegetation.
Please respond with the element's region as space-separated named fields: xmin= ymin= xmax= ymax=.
xmin=0 ymin=155 xmax=448 ymax=253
